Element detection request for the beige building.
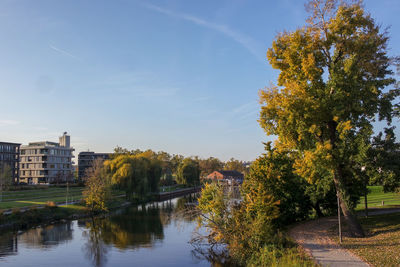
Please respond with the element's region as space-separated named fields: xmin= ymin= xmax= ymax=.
xmin=19 ymin=132 xmax=74 ymax=184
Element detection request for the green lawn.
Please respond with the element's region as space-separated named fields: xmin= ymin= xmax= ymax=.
xmin=356 ymin=185 xmax=400 ymax=210
xmin=159 ymin=184 xmax=187 ymax=193
xmin=330 ymin=212 xmax=400 ymax=267
xmin=1 ymin=187 xmax=83 ymax=200
xmin=0 ymin=187 xmax=125 ymax=211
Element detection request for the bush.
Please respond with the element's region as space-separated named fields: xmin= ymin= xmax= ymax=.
xmin=12 ymin=208 xmax=20 ymax=214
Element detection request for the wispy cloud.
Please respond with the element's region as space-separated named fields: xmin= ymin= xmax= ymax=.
xmin=85 ymin=71 xmax=180 ymax=98
xmin=142 ymin=3 xmax=263 ymax=59
xmin=232 ymin=101 xmax=258 ymax=114
xmin=49 ymin=44 xmax=82 ymax=61
xmin=0 ymin=120 xmax=20 ymax=126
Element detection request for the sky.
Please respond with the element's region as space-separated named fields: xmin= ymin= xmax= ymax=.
xmin=0 ymin=0 xmax=399 ymax=162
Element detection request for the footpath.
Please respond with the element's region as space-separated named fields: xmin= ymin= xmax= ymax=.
xmin=289 ymin=209 xmax=400 ymax=267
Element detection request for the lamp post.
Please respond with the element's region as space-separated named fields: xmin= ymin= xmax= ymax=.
xmin=337 ymin=192 xmax=342 ymax=243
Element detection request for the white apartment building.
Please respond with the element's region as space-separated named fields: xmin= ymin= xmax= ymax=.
xmin=19 ymin=132 xmax=75 ymax=184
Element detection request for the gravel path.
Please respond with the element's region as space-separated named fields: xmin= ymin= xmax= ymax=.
xmin=289 ymin=217 xmax=369 ymax=267
xmin=289 ymin=209 xmax=400 ymax=267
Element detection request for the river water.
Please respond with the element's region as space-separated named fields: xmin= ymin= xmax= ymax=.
xmin=0 ymin=194 xmax=227 ymax=267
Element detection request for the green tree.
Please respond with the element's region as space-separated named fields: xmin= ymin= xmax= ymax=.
xmin=105 ymin=155 xmax=150 ymax=199
xmin=198 ymin=181 xmax=283 ymax=265
xmin=176 ymin=158 xmax=200 ymax=186
xmin=170 ymin=154 xmax=184 ymax=175
xmin=224 ymin=158 xmax=245 ymax=173
xmin=0 ymin=163 xmax=12 ymax=202
xmin=260 ymin=0 xmax=398 ymax=237
xmin=247 ymin=144 xmax=312 ymax=225
xmin=198 ymin=157 xmax=224 ymax=177
xmin=83 ymin=159 xmax=111 ymax=212
xmin=139 ymin=151 xmax=163 ymax=193
xmin=105 ymin=153 xmax=163 ymax=199
xmin=367 ymin=127 xmax=400 ymax=192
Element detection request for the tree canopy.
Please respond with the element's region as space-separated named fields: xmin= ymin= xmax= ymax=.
xmin=176 ymin=158 xmax=200 ymax=186
xmin=83 ymin=158 xmax=111 ymax=212
xmin=104 ymin=152 xmax=163 ymax=200
xmin=223 ymin=158 xmax=246 ymax=173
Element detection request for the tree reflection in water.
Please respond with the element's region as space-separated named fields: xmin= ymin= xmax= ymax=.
xmin=83 ymin=219 xmax=109 ymax=267
xmin=82 ymin=200 xmax=170 ymax=267
xmin=0 ymin=194 xmax=231 ymax=266
xmin=0 ymin=232 xmax=17 ymax=258
xmin=81 ymin=194 xmax=200 ymax=267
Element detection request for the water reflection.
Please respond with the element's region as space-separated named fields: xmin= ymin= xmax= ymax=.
xmin=0 ymin=194 xmax=228 ymax=267
xmin=20 ymin=223 xmax=73 ymax=248
xmin=80 ymin=194 xmax=199 ymax=266
xmin=0 ymin=232 xmax=17 ymax=258
xmin=83 ymin=220 xmax=109 ymax=267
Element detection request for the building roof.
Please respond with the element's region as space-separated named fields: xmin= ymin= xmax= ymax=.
xmin=25 ymin=141 xmax=59 ymax=147
xmin=0 ymin=142 xmax=21 ymax=146
xmin=79 ymin=151 xmax=111 ymax=155
xmin=216 ymin=170 xmax=244 ymax=177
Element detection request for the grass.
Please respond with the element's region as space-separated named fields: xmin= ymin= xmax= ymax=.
xmin=248 ymin=246 xmax=318 ymax=267
xmin=329 ymin=212 xmax=400 ymax=267
xmin=0 ymin=186 xmax=125 ymax=211
xmin=0 ymin=195 xmax=129 ymax=231
xmin=160 ymin=184 xmax=188 ymax=193
xmin=356 ymin=185 xmax=400 ymax=210
xmin=0 ymin=184 xmax=188 ymax=211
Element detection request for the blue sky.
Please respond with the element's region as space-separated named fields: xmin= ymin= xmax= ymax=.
xmin=0 ymin=0 xmax=399 ymax=161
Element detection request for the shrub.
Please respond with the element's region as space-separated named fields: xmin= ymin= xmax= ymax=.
xmin=12 ymin=208 xmax=20 ymax=214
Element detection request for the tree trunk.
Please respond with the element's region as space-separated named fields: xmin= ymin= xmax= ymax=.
xmin=313 ymin=201 xmax=324 ymax=217
xmin=328 ymin=120 xmax=365 ymax=238
xmin=332 ymin=167 xmax=365 ymax=237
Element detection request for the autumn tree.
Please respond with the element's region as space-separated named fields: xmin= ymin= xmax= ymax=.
xmin=260 ymin=0 xmax=398 ymax=237
xmin=197 ymin=179 xmax=283 ymax=265
xmin=83 ymin=159 xmax=111 ymax=212
xmin=176 ymin=158 xmax=200 ymax=186
xmin=247 ymin=144 xmax=314 ymax=225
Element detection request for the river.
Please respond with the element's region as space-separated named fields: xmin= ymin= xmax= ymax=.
xmin=0 ymin=194 xmax=229 ymax=267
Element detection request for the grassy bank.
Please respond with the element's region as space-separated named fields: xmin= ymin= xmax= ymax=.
xmin=0 ymin=204 xmax=87 ymax=231
xmin=0 ymin=196 xmax=129 ymax=232
xmin=356 ymin=186 xmax=400 ymax=210
xmin=329 ymin=212 xmax=400 ymax=266
xmin=0 ymin=186 xmax=125 ymax=210
xmin=0 ymin=186 xmax=195 ymax=232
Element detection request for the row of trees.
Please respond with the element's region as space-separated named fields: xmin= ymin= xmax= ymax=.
xmin=113 ymin=147 xmax=248 ymax=180
xmin=198 ymin=0 xmax=400 ymax=265
xmin=83 ymin=151 xmax=166 ymax=212
xmin=83 ymin=149 xmax=225 ymax=212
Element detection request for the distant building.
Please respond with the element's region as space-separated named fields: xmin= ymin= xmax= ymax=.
xmin=19 ymin=132 xmax=74 ymax=184
xmin=207 ymin=170 xmax=244 ymax=184
xmin=78 ymin=152 xmax=111 ymax=180
xmin=0 ymin=142 xmax=21 ymax=184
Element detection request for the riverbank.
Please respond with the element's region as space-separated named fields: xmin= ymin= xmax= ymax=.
xmin=0 ymin=186 xmax=200 ymax=232
xmin=0 ymin=198 xmax=129 ymax=232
